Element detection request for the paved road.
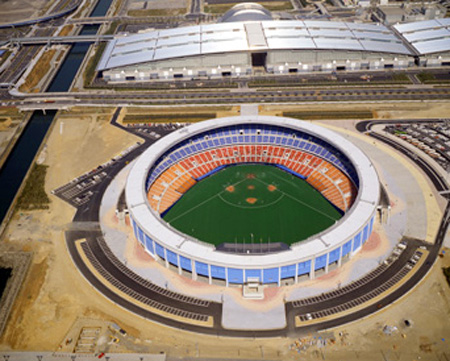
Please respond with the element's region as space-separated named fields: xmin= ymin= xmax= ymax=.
xmin=9 ymin=34 xmax=113 ymax=45
xmin=0 ymin=0 xmax=80 ymax=29
xmin=5 ymin=87 xmax=450 ymax=109
xmin=189 ymin=0 xmax=201 ymax=14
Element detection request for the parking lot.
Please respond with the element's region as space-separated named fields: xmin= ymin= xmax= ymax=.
xmin=385 ymin=121 xmax=450 ymax=169
xmin=52 ymin=141 xmax=142 ymax=207
xmin=52 ymin=121 xmax=186 ymax=208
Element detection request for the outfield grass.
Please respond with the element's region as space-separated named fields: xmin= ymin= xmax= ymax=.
xmin=163 ymin=164 xmax=341 ymax=246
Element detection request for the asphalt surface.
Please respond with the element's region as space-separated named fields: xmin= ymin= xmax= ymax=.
xmin=189 ymin=0 xmax=201 ymax=14
xmin=357 ymin=119 xmax=448 ymax=192
xmin=59 ymin=114 xmax=450 ymax=337
xmin=0 ymin=26 xmax=55 ymax=84
xmin=5 ymin=86 xmax=450 ymax=110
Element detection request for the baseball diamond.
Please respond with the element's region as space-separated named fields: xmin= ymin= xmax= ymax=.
xmin=126 ymin=116 xmax=379 ymax=286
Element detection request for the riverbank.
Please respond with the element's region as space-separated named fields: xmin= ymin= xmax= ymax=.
xmin=0 ymin=109 xmax=31 ymax=170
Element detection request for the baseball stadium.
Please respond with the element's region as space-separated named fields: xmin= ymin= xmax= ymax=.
xmin=126 ymin=116 xmax=380 ymax=286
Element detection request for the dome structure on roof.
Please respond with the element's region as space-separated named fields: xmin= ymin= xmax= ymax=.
xmin=219 ymin=2 xmax=273 ymax=23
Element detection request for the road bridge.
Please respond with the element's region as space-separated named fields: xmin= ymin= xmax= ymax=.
xmin=0 ymin=0 xmax=81 ymax=29
xmin=67 ymin=18 xmax=111 ymax=24
xmin=67 ymin=16 xmax=125 ymax=24
xmin=8 ymin=34 xmax=114 ymax=45
xmin=314 ymin=2 xmax=330 ymax=16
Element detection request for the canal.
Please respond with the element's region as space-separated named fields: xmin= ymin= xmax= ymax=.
xmin=0 ymin=0 xmax=113 ymax=225
xmin=0 ymin=268 xmax=12 ymax=299
xmin=46 ymin=25 xmax=100 ymax=93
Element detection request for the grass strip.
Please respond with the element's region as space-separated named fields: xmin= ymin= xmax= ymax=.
xmin=123 ymin=113 xmax=216 ymax=123
xmin=17 ymin=164 xmax=50 ymax=210
xmin=283 ymin=110 xmax=373 ymax=120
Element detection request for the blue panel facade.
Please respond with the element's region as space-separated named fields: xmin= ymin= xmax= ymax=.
xmin=245 ymin=269 xmax=262 ymax=281
xmin=195 ymin=261 xmax=209 ymax=277
xmin=210 ymin=265 xmax=226 ymax=279
xmin=144 ymin=234 xmax=154 ymax=254
xmin=179 ymin=256 xmax=192 ymax=271
xmin=362 ymin=224 xmax=369 ymax=243
xmin=298 ymin=260 xmax=311 ymax=275
xmin=132 ymin=219 xmax=138 ymax=239
xmin=342 ymin=240 xmax=352 ymax=256
xmin=328 ymin=247 xmax=341 ymax=264
xmin=263 ymin=268 xmax=279 ymax=284
xmin=369 ymin=216 xmax=374 ymax=234
xmin=166 ymin=249 xmax=178 ymax=266
xmin=137 ymin=227 xmax=145 ymax=245
xmin=155 ymin=242 xmax=165 ymax=259
xmin=228 ymin=268 xmax=244 ymax=284
xmin=281 ymin=264 xmax=296 ymax=279
xmin=315 ymin=254 xmax=327 ymax=270
xmin=353 ymin=231 xmax=362 ymax=251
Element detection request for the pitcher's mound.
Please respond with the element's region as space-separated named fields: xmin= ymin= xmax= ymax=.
xmin=268 ymin=184 xmax=277 ymax=192
xmin=247 ymin=185 xmax=255 ymax=190
xmin=246 ymin=197 xmax=257 ymax=204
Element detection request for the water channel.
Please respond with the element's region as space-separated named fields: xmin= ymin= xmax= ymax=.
xmin=46 ymin=25 xmax=100 ymax=92
xmin=0 ymin=0 xmax=113 ymax=225
xmin=0 ymin=268 xmax=12 ymax=296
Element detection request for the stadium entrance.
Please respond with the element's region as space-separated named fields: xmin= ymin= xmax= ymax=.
xmin=243 ymin=277 xmax=264 ymax=299
xmin=251 ymin=52 xmax=267 ymax=68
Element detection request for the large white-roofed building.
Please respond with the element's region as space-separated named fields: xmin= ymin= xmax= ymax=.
xmin=96 ymin=4 xmax=450 ymax=82
xmin=393 ymin=18 xmax=450 ymax=67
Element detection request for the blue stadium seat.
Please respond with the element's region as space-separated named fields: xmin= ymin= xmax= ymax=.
xmin=145 ymin=123 xmax=359 ymax=188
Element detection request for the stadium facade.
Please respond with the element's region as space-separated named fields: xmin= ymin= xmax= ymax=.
xmin=96 ymin=4 xmax=450 ymax=82
xmin=126 ymin=116 xmax=380 ymax=286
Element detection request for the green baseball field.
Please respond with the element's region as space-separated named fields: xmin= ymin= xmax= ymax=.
xmin=163 ymin=164 xmax=342 ymax=246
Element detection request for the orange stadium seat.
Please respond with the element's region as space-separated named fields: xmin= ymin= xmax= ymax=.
xmin=148 ymin=144 xmax=358 ymax=214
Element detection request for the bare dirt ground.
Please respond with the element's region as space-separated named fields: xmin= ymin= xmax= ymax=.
xmin=0 ymin=0 xmax=49 ymax=24
xmin=127 ymin=0 xmax=187 ymax=11
xmin=0 ymin=108 xmax=27 ymax=168
xmin=260 ymin=101 xmax=450 ymax=120
xmin=0 ymin=104 xmax=449 ymax=360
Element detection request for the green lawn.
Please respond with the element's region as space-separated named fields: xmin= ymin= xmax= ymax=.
xmin=163 ymin=164 xmax=341 ymax=246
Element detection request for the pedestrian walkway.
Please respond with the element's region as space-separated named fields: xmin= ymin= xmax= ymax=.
xmin=221 ymin=292 xmax=286 ymax=330
xmin=240 ymin=104 xmax=259 ymax=117
xmin=326 ymin=123 xmax=441 ymax=244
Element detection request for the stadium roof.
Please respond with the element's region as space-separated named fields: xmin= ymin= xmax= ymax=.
xmin=393 ymin=18 xmax=450 ymax=55
xmin=97 ymin=20 xmax=412 ymax=71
